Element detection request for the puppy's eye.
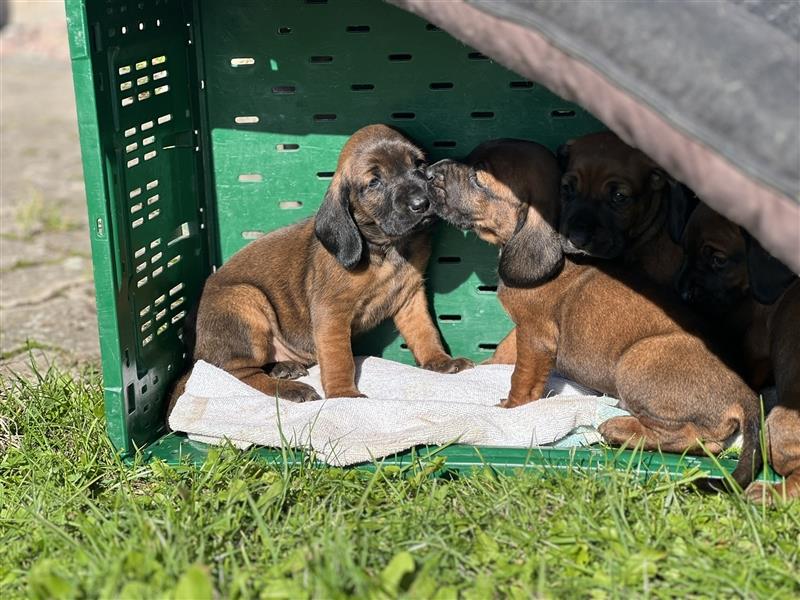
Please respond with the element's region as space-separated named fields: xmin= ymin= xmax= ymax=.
xmin=610 ymin=190 xmax=630 ymax=206
xmin=711 ymin=253 xmax=729 ymax=270
xmin=560 ymin=181 xmax=573 ymax=197
xmin=367 ymin=177 xmax=382 ymax=189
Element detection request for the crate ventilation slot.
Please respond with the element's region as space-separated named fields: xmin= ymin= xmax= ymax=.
xmin=437 ymin=256 xmax=461 ymax=263
xmin=278 ymin=26 xmax=292 ymax=35
xmin=316 ymin=171 xmax=334 ymax=179
xmin=238 ymin=174 xmax=263 ymax=183
xmin=510 ymin=80 xmax=533 ymax=89
xmin=438 ymin=315 xmax=462 ymax=322
xmin=235 ymin=115 xmax=259 ymax=124
xmin=276 ymin=143 xmax=300 ymax=152
xmin=477 ymin=285 xmax=498 ymax=293
xmin=468 ymin=52 xmax=489 ymax=60
xmin=351 ymin=83 xmax=374 ymax=91
xmin=478 ymin=343 xmax=498 ymax=350
xmin=309 ymin=55 xmax=334 ymax=64
xmin=346 ymin=25 xmax=370 ymax=33
xmin=391 ymin=112 xmax=415 ymax=120
xmin=314 ymin=114 xmax=337 ymax=122
xmin=433 ymin=140 xmax=456 ymax=148
xmin=388 ymin=53 xmax=412 ymax=61
xmin=230 ymin=58 xmax=255 ymax=67
xmin=272 ymin=85 xmax=296 ymax=95
xmin=551 ymin=109 xmax=576 ymax=118
xmin=279 ymin=201 xmax=303 ymax=210
xmin=430 ymin=82 xmax=454 ymax=90
xmin=471 ymin=111 xmax=495 ymax=119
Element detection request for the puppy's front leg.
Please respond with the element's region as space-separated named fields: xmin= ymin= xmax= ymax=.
xmin=501 ymin=325 xmax=554 ymax=408
xmin=313 ymin=310 xmax=365 ymax=399
xmin=394 ymin=287 xmax=474 ymax=374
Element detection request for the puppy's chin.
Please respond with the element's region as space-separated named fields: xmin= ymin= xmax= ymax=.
xmin=432 ymin=207 xmax=474 ymax=232
xmin=376 ymin=213 xmax=436 ymax=239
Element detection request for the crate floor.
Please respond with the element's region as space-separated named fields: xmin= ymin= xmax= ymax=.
xmin=143 ymin=434 xmax=779 ymax=483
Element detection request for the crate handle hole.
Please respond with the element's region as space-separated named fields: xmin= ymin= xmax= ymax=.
xmin=279 ymin=201 xmax=303 ymax=210
xmin=551 ymin=109 xmax=576 ymax=118
xmin=238 ymin=173 xmax=263 ymax=183
xmin=126 ymin=383 xmax=136 ymax=414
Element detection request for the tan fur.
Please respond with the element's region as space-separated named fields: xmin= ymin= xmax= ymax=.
xmin=168 ymin=125 xmax=473 ymax=416
xmin=679 ymin=205 xmax=800 ymax=502
xmin=429 ymin=143 xmax=762 ymax=487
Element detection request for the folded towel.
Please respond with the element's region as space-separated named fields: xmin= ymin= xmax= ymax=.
xmin=169 ymin=357 xmax=628 ymax=466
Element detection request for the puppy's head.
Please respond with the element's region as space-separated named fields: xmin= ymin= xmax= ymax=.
xmin=426 ymin=142 xmax=563 ymax=287
xmin=314 ymin=124 xmax=433 ymax=269
xmin=674 ymin=203 xmax=749 ymax=313
xmin=558 ymin=131 xmax=692 ymax=258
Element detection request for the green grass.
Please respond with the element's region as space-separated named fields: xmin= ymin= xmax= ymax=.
xmin=1 ymin=366 xmax=799 ymax=599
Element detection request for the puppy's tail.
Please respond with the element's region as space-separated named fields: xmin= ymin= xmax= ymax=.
xmin=696 ymin=399 xmax=763 ymax=494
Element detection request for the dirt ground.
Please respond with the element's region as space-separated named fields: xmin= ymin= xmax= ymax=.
xmin=0 ymin=1 xmax=100 ymax=377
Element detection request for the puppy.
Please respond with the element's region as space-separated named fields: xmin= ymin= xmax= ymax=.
xmin=428 ymin=145 xmax=762 ymax=489
xmin=558 ymin=131 xmax=695 ymax=287
xmin=170 ymin=124 xmax=473 ymax=411
xmin=676 ymin=203 xmax=800 ymax=502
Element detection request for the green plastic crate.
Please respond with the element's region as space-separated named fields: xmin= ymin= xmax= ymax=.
xmin=66 ymin=0 xmax=751 ymax=480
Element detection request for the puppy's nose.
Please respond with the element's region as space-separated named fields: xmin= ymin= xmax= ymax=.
xmin=568 ymin=229 xmax=591 ymax=248
xmin=409 ymin=196 xmax=430 ymax=214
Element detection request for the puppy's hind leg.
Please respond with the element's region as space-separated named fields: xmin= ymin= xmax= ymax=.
xmin=598 ymin=415 xmax=723 ymax=455
xmin=195 ymin=284 xmax=320 ymax=403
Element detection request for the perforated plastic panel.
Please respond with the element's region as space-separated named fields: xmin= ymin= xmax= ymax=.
xmin=197 ymin=0 xmax=602 ymax=364
xmin=68 ymin=0 xmax=211 ymax=452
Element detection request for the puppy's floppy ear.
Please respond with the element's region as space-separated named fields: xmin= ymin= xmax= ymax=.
xmin=314 ymin=176 xmax=363 ymax=269
xmin=556 ymin=140 xmax=573 ymax=172
xmin=742 ymin=229 xmax=796 ymax=304
xmin=498 ymin=211 xmax=564 ymax=287
xmin=650 ymin=170 xmax=697 ymax=244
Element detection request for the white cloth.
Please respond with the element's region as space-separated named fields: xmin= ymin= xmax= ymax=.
xmin=169 ymin=357 xmax=627 ymax=466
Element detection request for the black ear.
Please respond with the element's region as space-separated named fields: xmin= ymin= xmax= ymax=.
xmin=498 ymin=212 xmax=564 ymax=287
xmin=556 ymin=141 xmax=572 ymax=172
xmin=662 ymin=177 xmax=697 ymax=244
xmin=314 ymin=178 xmax=363 ymax=269
xmin=743 ymin=230 xmax=796 ymax=304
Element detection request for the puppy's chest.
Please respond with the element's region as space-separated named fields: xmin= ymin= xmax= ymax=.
xmin=353 ymin=263 xmax=419 ymax=329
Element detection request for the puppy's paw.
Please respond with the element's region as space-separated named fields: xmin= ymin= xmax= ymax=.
xmin=266 ymin=361 xmax=309 ymax=380
xmin=497 ymin=396 xmax=533 ymax=409
xmin=326 ymin=388 xmax=367 ymax=399
xmin=422 ymin=356 xmax=476 ymax=374
xmin=277 ymin=382 xmax=321 ymax=403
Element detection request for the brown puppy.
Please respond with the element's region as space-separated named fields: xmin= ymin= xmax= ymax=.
xmin=430 ymin=139 xmax=564 ymax=367
xmin=428 ymin=146 xmax=762 ymax=488
xmin=171 ymin=125 xmax=473 ymax=409
xmin=676 ymin=203 xmax=800 ymax=502
xmin=558 ymin=131 xmax=694 ymax=287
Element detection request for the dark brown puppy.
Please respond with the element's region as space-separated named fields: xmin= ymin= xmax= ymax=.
xmin=676 ymin=203 xmax=800 ymax=502
xmin=170 ymin=124 xmax=473 ymax=410
xmin=558 ymin=131 xmax=694 ymax=287
xmin=428 ymin=146 xmax=762 ymax=489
